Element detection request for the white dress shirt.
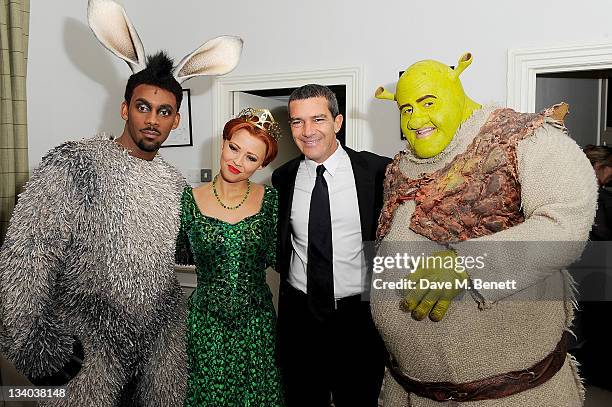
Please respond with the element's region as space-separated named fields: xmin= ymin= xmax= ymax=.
xmin=288 ymin=142 xmax=365 ymax=298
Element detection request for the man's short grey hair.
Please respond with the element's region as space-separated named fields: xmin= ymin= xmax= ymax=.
xmin=289 ymin=84 xmax=340 ymax=118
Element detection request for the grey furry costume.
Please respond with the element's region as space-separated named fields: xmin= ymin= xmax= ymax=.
xmin=0 ymin=136 xmax=187 ymax=406
xmin=0 ymin=0 xmax=243 ymax=403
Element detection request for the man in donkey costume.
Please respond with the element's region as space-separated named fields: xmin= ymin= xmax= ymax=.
xmin=0 ymin=1 xmax=241 ymax=405
xmin=372 ymin=53 xmax=597 ymax=406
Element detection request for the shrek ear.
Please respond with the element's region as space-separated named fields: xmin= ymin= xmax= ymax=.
xmin=452 ymin=52 xmax=473 ymax=78
xmin=375 ymin=86 xmax=396 ymax=101
xmin=173 ymin=36 xmax=243 ymax=84
xmin=87 ymin=0 xmax=146 ymax=74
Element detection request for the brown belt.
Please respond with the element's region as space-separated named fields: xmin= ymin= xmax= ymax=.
xmin=386 ymin=331 xmax=570 ymax=402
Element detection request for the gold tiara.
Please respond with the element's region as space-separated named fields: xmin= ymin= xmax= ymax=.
xmin=237 ymin=108 xmax=282 ymax=141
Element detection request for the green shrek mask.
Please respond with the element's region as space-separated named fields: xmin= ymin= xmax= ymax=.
xmin=376 ymin=53 xmax=482 ymax=158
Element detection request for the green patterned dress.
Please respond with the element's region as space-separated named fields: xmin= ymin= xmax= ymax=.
xmin=176 ymin=185 xmax=284 ymax=407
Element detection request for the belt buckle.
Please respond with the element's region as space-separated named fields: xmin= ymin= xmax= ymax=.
xmin=433 ymin=387 xmax=467 ymax=402
xmin=444 ymin=390 xmax=467 ymax=401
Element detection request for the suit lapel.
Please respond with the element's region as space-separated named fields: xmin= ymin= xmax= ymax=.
xmin=278 ymin=157 xmax=301 ymax=256
xmin=345 ymin=147 xmax=374 ymax=242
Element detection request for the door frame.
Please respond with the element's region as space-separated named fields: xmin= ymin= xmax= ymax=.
xmin=212 ymin=67 xmax=363 ymax=175
xmin=507 ymin=41 xmax=612 ymax=112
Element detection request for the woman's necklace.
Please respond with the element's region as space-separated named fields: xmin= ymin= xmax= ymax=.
xmin=212 ymin=174 xmax=251 ymax=210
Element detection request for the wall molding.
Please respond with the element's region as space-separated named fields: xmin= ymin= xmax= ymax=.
xmin=507 ymin=42 xmax=612 ymax=112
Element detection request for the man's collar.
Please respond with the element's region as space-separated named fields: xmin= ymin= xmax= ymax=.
xmin=304 ymin=140 xmax=344 ymax=177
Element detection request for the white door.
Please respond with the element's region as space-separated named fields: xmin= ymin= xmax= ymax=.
xmin=233 ymin=91 xmax=300 ymax=312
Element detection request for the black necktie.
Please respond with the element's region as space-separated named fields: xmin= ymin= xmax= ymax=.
xmin=307 ymin=164 xmax=334 ymax=321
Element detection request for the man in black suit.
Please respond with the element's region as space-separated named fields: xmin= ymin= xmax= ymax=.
xmin=272 ymin=84 xmax=391 ymax=407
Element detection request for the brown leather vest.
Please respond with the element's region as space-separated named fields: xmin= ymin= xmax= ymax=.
xmin=377 ymin=107 xmax=561 ymax=243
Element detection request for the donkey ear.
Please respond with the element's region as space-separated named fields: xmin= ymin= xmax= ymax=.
xmin=173 ymin=36 xmax=243 ymax=84
xmin=87 ymin=0 xmax=146 ymax=73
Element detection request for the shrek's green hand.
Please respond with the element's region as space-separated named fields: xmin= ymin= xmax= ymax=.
xmin=401 ymin=250 xmax=468 ymax=322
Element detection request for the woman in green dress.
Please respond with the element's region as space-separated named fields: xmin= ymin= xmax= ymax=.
xmin=176 ymin=108 xmax=284 ymax=406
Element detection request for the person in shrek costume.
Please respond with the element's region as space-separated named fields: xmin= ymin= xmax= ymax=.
xmin=371 ymin=53 xmax=598 ymax=406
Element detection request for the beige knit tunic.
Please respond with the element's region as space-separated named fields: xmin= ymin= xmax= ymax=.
xmin=371 ymin=106 xmax=598 ymax=407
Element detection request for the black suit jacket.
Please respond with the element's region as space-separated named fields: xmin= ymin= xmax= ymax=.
xmin=271 ymin=146 xmax=391 ymax=281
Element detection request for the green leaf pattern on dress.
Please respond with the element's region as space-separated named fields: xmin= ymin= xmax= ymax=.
xmin=179 ymin=185 xmax=284 ymax=406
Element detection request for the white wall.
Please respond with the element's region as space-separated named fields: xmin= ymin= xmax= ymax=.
xmin=27 ymin=0 xmax=612 ymax=174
